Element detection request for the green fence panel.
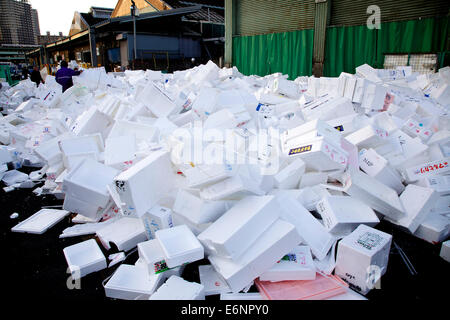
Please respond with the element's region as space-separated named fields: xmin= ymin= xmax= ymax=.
xmin=232 ymin=29 xmax=314 ymax=79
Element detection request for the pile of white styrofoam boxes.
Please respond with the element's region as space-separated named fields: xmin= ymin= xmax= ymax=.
xmin=3 ymin=59 xmax=450 ymax=301
xmin=335 ymin=224 xmax=392 ymax=295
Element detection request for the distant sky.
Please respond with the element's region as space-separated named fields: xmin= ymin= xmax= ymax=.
xmin=29 ymin=0 xmax=119 ymax=35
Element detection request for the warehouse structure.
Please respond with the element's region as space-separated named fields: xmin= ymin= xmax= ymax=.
xmin=225 ymin=0 xmax=450 ymax=78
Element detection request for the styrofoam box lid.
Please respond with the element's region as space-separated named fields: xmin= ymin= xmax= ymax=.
xmin=105 ymin=264 xmax=162 ymax=295
xmin=11 ymin=209 xmax=70 ymax=234
xmin=156 ymin=225 xmax=203 ymax=259
xmin=340 ymin=224 xmax=392 ymax=256
xmin=97 ymin=217 xmax=146 ymax=244
xmin=63 ymin=239 xmax=106 ymax=269
xmin=149 ymin=275 xmax=204 ymax=300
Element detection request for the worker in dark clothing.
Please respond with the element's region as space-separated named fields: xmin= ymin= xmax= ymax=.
xmin=55 ymin=60 xmax=81 ymax=92
xmin=30 ymin=66 xmax=44 ymax=87
xmin=22 ymin=66 xmax=29 ymax=79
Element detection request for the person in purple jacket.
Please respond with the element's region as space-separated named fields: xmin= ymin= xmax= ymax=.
xmin=55 ymin=60 xmax=82 ymax=92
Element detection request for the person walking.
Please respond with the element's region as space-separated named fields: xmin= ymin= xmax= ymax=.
xmin=30 ymin=66 xmax=44 ymax=87
xmin=55 ymin=60 xmax=82 ymax=92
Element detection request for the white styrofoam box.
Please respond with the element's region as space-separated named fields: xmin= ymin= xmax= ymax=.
xmin=285 ymin=137 xmax=348 ymax=172
xmin=198 ymin=264 xmax=232 ymax=296
xmin=2 ymin=170 xmax=29 ymax=186
xmin=107 ymin=120 xmax=158 ymax=144
xmin=11 ymin=209 xmax=70 ymax=234
xmin=413 ymin=212 xmax=450 ymax=244
xmin=63 ymin=194 xmax=102 ymax=220
xmin=259 ymin=245 xmax=316 ymax=282
xmin=45 ymin=161 xmax=64 ymax=181
xmin=209 ymin=219 xmax=301 ymax=293
xmin=41 ymin=87 xmax=62 ymax=108
xmin=199 ymin=175 xmax=265 ymax=201
xmin=276 ymin=194 xmax=335 ymax=260
xmin=71 ymin=106 xmax=112 ymax=137
xmin=59 ymin=134 xmax=104 ymax=168
xmin=104 ymin=264 xmax=165 ymax=300
xmin=191 ymin=87 xmax=219 ymax=117
xmin=183 ymin=163 xmax=235 ymax=189
xmin=418 ymin=176 xmax=450 ymax=196
xmin=386 ymin=131 xmax=429 ymax=169
xmin=114 ymin=150 xmax=175 ymax=217
xmin=204 ymin=109 xmax=238 ymax=130
xmin=0 ymin=120 xmax=15 ymax=144
xmin=173 ymin=189 xmax=228 ymax=226
xmin=303 ymin=96 xmax=355 ymax=122
xmin=34 ymin=133 xmax=72 ymax=166
xmin=137 ymin=239 xmax=171 ymax=276
xmin=360 ymin=82 xmax=389 ymax=111
xmin=403 ymin=157 xmax=450 ymax=183
xmin=345 ymin=125 xmax=388 ymax=149
xmin=0 ymin=146 xmax=13 ymax=164
xmin=325 ymin=114 xmax=358 ymax=136
xmin=141 ymin=205 xmax=173 ymax=240
xmin=156 ymin=225 xmax=204 ymax=268
xmin=171 ymin=211 xmax=213 ymax=237
xmin=386 ymin=184 xmax=439 ymax=233
xmin=62 ymin=158 xmax=118 ymax=209
xmin=299 ymin=172 xmax=328 ymax=189
xmin=281 ymin=120 xmax=342 ymax=153
xmin=316 ymin=196 xmax=380 ymax=235
xmin=356 ymin=64 xmax=382 ymax=83
xmin=198 ymin=195 xmax=280 ymax=260
xmin=149 ymin=275 xmax=205 ymax=300
xmin=333 ymin=169 xmax=405 ymax=220
xmin=137 ymin=83 xmax=177 ymax=118
xmin=440 ymin=240 xmax=450 ymax=263
xmin=63 ymin=239 xmax=107 ymax=280
xmin=104 ymin=135 xmax=136 ymax=168
xmin=359 ymin=148 xmax=404 ymax=194
xmin=96 ymin=217 xmax=147 ymax=252
xmin=274 ymin=158 xmax=305 ymax=189
xmin=220 ymin=292 xmax=263 ymax=300
xmin=431 ymin=195 xmax=450 ymax=215
xmin=335 ymin=224 xmax=392 ymax=295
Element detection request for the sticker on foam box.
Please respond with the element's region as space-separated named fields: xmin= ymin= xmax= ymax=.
xmin=63 ymin=239 xmax=107 ymax=280
xmin=141 ymin=205 xmax=173 ymax=240
xmin=149 ymin=275 xmax=205 ymax=300
xmin=96 ymin=217 xmax=147 ymax=252
xmin=198 ymin=264 xmax=232 ymax=296
xmin=275 ymin=194 xmax=335 ymax=260
xmin=156 ymin=225 xmax=204 ymax=268
xmin=114 ymin=150 xmax=175 ymax=217
xmin=104 ymin=264 xmax=165 ymax=300
xmin=325 ymin=169 xmax=405 ymax=220
xmin=259 ymin=245 xmax=316 ymax=282
xmin=137 ymin=239 xmax=175 ymax=276
xmin=359 ymin=148 xmax=404 ymax=194
xmin=403 ymin=157 xmax=450 ymax=183
xmin=209 ymin=219 xmax=301 ymax=293
xmin=315 ymin=195 xmax=380 ymax=235
xmin=413 ymin=212 xmax=450 ymax=244
xmin=335 ymin=224 xmax=392 ymax=295
xmin=198 ymin=195 xmax=280 ymax=260
xmin=11 ymin=209 xmax=70 ymax=234
xmin=173 ymin=190 xmax=229 ymax=225
xmin=386 ymin=184 xmax=439 ymax=233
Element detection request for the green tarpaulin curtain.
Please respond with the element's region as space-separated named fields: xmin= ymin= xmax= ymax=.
xmin=232 ymin=17 xmax=449 ymax=79
xmin=233 ymin=29 xmax=314 ymax=79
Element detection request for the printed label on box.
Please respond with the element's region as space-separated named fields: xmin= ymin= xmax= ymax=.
xmin=288 ymin=144 xmax=312 ymax=156
xmin=356 ymin=232 xmax=383 ymax=250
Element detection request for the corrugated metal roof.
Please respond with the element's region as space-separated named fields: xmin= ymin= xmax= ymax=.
xmin=330 ymin=0 xmax=449 ymax=27
xmin=235 ymin=0 xmax=315 ymax=36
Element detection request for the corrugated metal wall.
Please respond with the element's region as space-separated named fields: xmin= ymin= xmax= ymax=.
xmin=330 ymin=0 xmax=449 ymax=27
xmin=235 ymin=0 xmax=315 ymax=36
